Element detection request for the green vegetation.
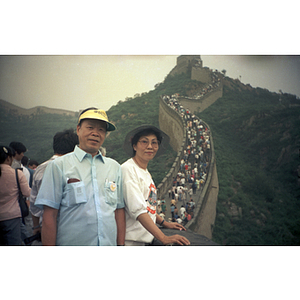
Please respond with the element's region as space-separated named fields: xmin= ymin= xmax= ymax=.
xmin=0 ymin=111 xmax=79 ymax=164
xmin=198 ymin=77 xmax=300 ymax=245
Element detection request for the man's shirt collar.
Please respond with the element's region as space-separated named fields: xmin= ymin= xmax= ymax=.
xmin=74 ymin=145 xmax=104 ymax=163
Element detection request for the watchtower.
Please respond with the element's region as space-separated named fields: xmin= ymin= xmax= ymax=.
xmin=169 ymin=55 xmax=212 ymax=84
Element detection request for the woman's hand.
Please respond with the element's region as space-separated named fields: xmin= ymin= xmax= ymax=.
xmin=160 ymin=221 xmax=190 ymax=245
xmin=161 ymin=234 xmax=190 ymax=246
xmin=139 ymin=213 xmax=190 ymax=246
xmin=164 ymin=221 xmax=186 ymax=231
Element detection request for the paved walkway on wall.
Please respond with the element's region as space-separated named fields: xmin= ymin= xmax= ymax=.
xmin=160 ymin=185 xmax=204 ymax=223
xmin=160 ymin=166 xmax=218 ymax=240
xmin=193 ymin=163 xmax=219 ymax=239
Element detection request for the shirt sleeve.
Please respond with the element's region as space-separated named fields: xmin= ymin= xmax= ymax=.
xmin=122 ymin=165 xmax=147 ymax=220
xmin=34 ymin=161 xmax=63 ymax=210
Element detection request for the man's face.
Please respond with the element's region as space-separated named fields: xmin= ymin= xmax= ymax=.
xmin=77 ymin=119 xmax=107 ymax=157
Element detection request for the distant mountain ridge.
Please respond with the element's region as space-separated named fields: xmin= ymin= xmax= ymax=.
xmin=0 ymin=99 xmax=77 ymax=116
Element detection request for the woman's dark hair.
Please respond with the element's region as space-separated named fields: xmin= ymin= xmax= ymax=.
xmin=0 ymin=146 xmax=14 ymax=176
xmin=131 ymin=128 xmax=162 ymax=157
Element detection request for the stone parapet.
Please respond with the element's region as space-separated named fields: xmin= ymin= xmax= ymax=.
xmin=179 ymin=82 xmax=223 ymax=114
xmin=157 ymin=97 xmax=187 ymax=199
xmin=150 ymin=228 xmax=219 ymax=246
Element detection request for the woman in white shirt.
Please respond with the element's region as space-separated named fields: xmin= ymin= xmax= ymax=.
xmin=122 ymin=125 xmax=190 ymax=246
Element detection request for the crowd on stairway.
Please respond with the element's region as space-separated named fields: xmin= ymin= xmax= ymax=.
xmin=159 ymin=94 xmax=212 ymax=226
xmin=190 ymin=70 xmax=221 ymax=100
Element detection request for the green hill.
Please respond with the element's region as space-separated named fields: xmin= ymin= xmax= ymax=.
xmin=0 ymin=106 xmax=79 ymax=164
xmin=198 ymin=77 xmax=300 ymax=245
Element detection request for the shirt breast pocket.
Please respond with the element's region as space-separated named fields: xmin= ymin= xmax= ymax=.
xmin=62 ymin=182 xmax=87 ymax=206
xmin=105 ymin=181 xmax=118 ymax=207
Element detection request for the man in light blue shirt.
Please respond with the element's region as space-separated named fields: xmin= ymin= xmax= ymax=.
xmin=35 ymin=108 xmax=125 ymax=245
xmin=29 ymin=129 xmax=79 ymax=243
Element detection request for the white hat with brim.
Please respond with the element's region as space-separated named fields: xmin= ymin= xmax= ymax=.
xmin=78 ymin=109 xmax=116 ymax=131
xmin=123 ymin=124 xmax=170 ymax=158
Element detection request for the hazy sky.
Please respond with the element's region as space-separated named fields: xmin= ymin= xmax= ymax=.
xmin=203 ymin=55 xmax=300 ymax=96
xmin=0 ymin=55 xmax=299 ymax=112
xmin=0 ymin=55 xmax=177 ymax=111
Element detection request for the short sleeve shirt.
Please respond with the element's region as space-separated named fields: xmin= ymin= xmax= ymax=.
xmin=121 ymin=158 xmax=157 ymax=244
xmin=34 ymin=146 xmax=124 ymax=246
xmin=29 ymin=155 xmax=58 ymax=220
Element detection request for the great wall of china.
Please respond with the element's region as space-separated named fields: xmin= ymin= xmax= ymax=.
xmin=157 ymin=55 xmax=222 ymax=240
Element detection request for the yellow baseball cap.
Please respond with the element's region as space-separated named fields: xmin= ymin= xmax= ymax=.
xmin=78 ymin=109 xmax=116 ymax=131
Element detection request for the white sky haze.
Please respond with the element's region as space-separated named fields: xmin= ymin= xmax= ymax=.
xmin=0 ymin=55 xmax=299 ymax=113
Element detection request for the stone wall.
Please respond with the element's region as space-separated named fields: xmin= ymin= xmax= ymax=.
xmin=159 ymin=97 xmax=186 ymax=152
xmin=179 ymin=82 xmax=223 ymax=114
xmin=191 ymin=66 xmax=212 ymax=83
xmin=157 ymin=97 xmax=187 ymax=199
xmin=169 ymin=55 xmax=201 ymax=77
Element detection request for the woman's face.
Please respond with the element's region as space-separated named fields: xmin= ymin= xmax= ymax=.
xmin=133 ymin=134 xmax=159 ymax=163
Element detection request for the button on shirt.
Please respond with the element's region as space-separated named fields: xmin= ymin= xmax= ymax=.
xmin=34 ymin=146 xmax=124 ymax=246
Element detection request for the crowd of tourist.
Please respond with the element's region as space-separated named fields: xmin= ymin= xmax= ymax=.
xmin=186 ymin=70 xmax=221 ymax=100
xmin=159 ymin=94 xmax=212 ymax=226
